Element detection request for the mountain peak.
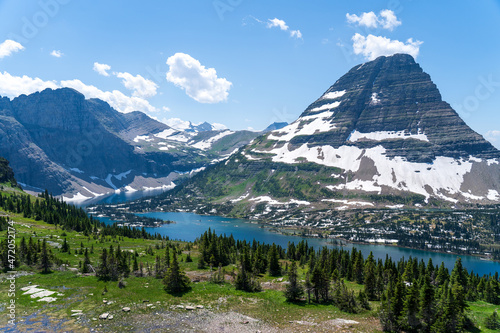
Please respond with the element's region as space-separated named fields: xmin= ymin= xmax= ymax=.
xmin=236 ymin=56 xmax=500 ymax=204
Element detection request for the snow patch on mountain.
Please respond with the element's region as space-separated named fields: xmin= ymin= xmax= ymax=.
xmin=487 ymin=189 xmax=500 ymax=201
xmin=254 ymin=143 xmax=485 ymax=201
xmin=133 ymin=135 xmax=153 ymax=142
xmin=348 ymin=129 xmax=429 ymax=142
xmin=153 ymin=128 xmax=178 ymax=139
xmin=250 ymin=196 xmax=310 ymax=206
xmin=321 ymin=90 xmax=346 ymax=100
xmin=268 ymin=111 xmax=337 ymax=142
xmin=310 ymin=101 xmax=341 ymax=112
xmin=191 ymin=130 xmax=235 ymax=150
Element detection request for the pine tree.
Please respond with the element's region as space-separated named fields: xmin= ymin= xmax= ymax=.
xmin=96 ymin=248 xmax=110 ymax=281
xmin=133 ymin=255 xmax=139 ymax=273
xmin=82 ymin=248 xmax=91 ymax=273
xmin=357 ymin=290 xmax=371 ymax=310
xmin=235 ymin=253 xmax=261 ymax=292
xmin=401 ymin=280 xmax=421 ymax=333
xmin=419 ymin=275 xmax=435 ymax=332
xmin=304 ymin=269 xmax=312 ymax=303
xmin=311 ymin=264 xmax=329 ymax=303
xmin=364 ymin=252 xmax=377 ymax=300
xmin=61 ymin=238 xmax=70 ymax=253
xmin=267 ymin=244 xmax=281 ymax=276
xmin=284 ymin=261 xmax=304 ymax=302
xmin=485 ymin=310 xmax=500 ymax=330
xmin=40 ymin=239 xmax=51 ymax=274
xmin=163 ymin=251 xmax=190 ymax=294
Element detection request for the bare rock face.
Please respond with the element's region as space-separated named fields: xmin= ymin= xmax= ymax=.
xmin=285 ymin=54 xmax=498 ymax=162
xmin=176 ymin=54 xmax=500 ymax=205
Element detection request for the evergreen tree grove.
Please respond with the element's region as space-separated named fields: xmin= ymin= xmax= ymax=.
xmin=163 ymin=251 xmax=190 ymax=294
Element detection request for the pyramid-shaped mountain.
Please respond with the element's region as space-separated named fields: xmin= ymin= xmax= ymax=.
xmin=169 ymin=54 xmax=500 ymax=211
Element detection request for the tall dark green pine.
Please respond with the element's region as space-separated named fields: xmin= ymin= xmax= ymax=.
xmin=40 ymin=239 xmax=51 ymax=274
xmin=82 ymin=248 xmax=91 ymax=273
xmin=364 ymin=252 xmax=377 ymax=300
xmin=311 ymin=264 xmax=329 ymax=303
xmin=267 ymin=244 xmax=281 ymax=276
xmin=390 ymin=277 xmax=405 ymax=332
xmin=61 ymin=238 xmax=70 ymax=253
xmin=163 ymin=251 xmax=190 ymax=294
xmin=284 ymin=261 xmax=304 ymax=302
xmin=419 ymin=275 xmax=435 ymax=332
xmin=96 ymin=248 xmax=110 ymax=281
xmin=401 ymin=280 xmax=421 ymax=333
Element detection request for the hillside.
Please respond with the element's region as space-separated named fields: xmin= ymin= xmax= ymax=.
xmin=0 ymin=187 xmax=499 ymax=332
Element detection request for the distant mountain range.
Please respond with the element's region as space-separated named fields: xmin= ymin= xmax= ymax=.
xmin=159 ymin=54 xmax=500 ymax=218
xmin=0 ymin=88 xmax=281 ymax=201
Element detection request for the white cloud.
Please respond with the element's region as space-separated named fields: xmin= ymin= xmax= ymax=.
xmin=162 ymin=106 xmax=171 ymax=112
xmin=166 ymin=53 xmax=232 ymax=104
xmin=346 ymin=12 xmax=378 ymax=29
xmin=346 ymin=10 xmax=401 ymax=31
xmin=0 ymin=71 xmax=58 ymax=97
xmin=115 ymin=72 xmax=158 ymax=98
xmin=0 ymin=71 xmax=156 ymax=113
xmin=212 ymin=123 xmax=228 ymax=130
xmin=0 ymin=39 xmax=24 ymax=59
xmin=50 ymin=50 xmax=63 ymax=58
xmin=93 ymin=62 xmax=111 ymax=76
xmin=290 ymin=30 xmax=302 ymax=39
xmin=266 ymin=18 xmax=303 ymax=39
xmin=162 ymin=117 xmax=191 ymax=131
xmin=352 ymin=33 xmax=422 ymax=61
xmin=267 ymin=18 xmax=288 ymax=31
xmin=60 ymin=79 xmax=157 ymax=113
xmin=379 ymin=10 xmax=401 ymax=31
xmin=485 ymin=130 xmax=500 ymax=143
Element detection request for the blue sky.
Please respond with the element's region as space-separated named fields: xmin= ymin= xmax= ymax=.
xmin=1 ymin=0 xmax=500 ymax=146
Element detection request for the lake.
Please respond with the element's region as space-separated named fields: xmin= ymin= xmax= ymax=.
xmin=100 ymin=211 xmax=500 ymax=277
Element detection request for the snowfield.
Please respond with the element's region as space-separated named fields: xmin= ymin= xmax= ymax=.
xmin=348 ymin=129 xmax=429 ymax=142
xmin=268 ymin=111 xmax=337 ymax=142
xmin=253 ymin=143 xmax=498 ymax=202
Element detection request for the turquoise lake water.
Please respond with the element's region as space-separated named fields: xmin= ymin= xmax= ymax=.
xmin=97 ymin=211 xmax=500 ymax=277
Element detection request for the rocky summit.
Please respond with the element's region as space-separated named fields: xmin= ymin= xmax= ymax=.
xmin=171 ymin=54 xmax=500 ymax=211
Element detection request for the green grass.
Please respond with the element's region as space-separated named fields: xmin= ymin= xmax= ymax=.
xmin=0 ymin=209 xmax=498 ymax=332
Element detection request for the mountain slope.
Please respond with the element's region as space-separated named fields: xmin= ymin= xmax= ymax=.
xmin=0 ymin=88 xmax=264 ymax=201
xmin=161 ymin=54 xmax=500 ymax=217
xmin=0 ymin=88 xmax=202 ymax=198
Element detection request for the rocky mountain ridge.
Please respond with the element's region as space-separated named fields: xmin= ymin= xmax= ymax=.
xmin=157 ymin=54 xmax=500 ymax=218
xmin=0 ymin=88 xmax=261 ymax=202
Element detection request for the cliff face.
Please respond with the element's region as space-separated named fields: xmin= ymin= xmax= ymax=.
xmin=173 ymin=54 xmax=500 ymax=207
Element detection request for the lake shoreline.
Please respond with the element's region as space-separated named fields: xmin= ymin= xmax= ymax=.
xmin=131 ymin=208 xmax=500 ymax=268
